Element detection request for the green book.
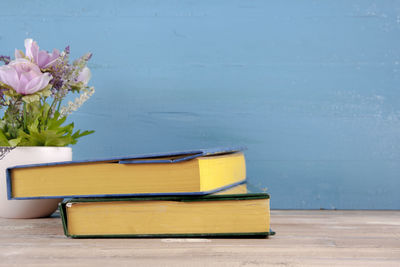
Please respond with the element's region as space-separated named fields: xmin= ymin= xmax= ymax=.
xmin=59 ymin=193 xmax=273 ymax=238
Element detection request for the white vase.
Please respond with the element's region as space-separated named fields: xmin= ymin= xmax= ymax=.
xmin=0 ymin=146 xmax=72 ymax=219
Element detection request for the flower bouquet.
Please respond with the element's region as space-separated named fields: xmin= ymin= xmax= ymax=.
xmin=0 ymin=38 xmax=94 ymax=147
xmin=0 ymin=39 xmax=95 ymax=218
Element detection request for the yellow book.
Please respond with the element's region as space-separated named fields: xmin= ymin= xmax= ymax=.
xmin=7 ymin=147 xmax=246 ymax=199
xmin=59 ymin=193 xmax=272 ymax=238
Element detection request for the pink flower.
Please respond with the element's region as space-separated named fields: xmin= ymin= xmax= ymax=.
xmin=76 ymin=67 xmax=91 ymax=86
xmin=0 ymin=58 xmax=52 ymax=95
xmin=15 ymin=39 xmax=60 ymax=69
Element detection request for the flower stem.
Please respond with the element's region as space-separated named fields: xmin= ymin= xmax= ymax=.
xmin=56 ymin=99 xmax=62 ymax=112
xmin=23 ymin=102 xmax=27 ymax=132
xmin=46 ymin=96 xmax=58 ymax=125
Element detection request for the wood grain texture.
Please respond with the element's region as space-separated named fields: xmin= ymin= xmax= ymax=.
xmin=0 ymin=210 xmax=399 ymax=266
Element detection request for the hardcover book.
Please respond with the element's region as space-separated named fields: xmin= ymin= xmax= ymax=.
xmin=7 ymin=147 xmax=246 ymax=199
xmin=59 ymin=193 xmax=272 ymax=238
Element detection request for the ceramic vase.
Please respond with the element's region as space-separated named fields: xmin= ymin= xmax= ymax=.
xmin=0 ymin=146 xmax=72 ymax=219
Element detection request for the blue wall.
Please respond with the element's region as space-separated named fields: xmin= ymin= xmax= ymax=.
xmin=1 ymin=1 xmax=400 ymax=209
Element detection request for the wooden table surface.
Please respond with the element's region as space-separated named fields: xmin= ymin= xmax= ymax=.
xmin=0 ymin=210 xmax=399 ymax=266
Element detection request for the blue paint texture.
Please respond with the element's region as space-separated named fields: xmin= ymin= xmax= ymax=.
xmin=1 ymin=0 xmax=400 ymax=209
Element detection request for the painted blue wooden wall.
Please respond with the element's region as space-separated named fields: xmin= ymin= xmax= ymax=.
xmin=1 ymin=1 xmax=400 ymax=209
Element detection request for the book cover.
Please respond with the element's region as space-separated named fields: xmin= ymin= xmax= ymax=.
xmin=7 ymin=146 xmax=246 ymax=200
xmin=59 ymin=193 xmax=273 ymax=238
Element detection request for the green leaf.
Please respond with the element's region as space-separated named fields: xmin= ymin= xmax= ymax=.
xmin=0 ymin=99 xmax=94 ymax=147
xmin=22 ymin=94 xmax=40 ymax=103
xmin=47 ymin=114 xmax=67 ymax=131
xmin=8 ymin=137 xmax=21 ymax=147
xmin=57 ymin=123 xmax=74 ymax=135
xmin=0 ymin=82 xmax=14 ymax=92
xmin=72 ymin=130 xmax=95 ymax=139
xmin=27 ymin=117 xmax=40 ymax=134
xmin=0 ymin=130 xmax=10 ymax=146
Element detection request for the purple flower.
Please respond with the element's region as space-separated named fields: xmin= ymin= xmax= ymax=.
xmin=0 ymin=55 xmax=10 ymax=65
xmin=76 ymin=67 xmax=91 ymax=86
xmin=15 ymin=39 xmax=60 ymax=69
xmin=0 ymin=58 xmax=52 ymax=95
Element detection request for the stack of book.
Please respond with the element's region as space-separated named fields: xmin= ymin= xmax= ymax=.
xmin=7 ymin=147 xmax=273 ymax=238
